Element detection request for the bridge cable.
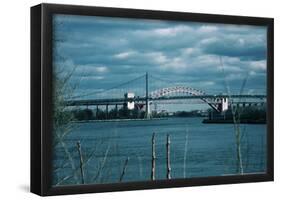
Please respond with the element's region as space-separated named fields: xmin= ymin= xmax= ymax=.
xmin=69 ymin=74 xmax=146 ymax=100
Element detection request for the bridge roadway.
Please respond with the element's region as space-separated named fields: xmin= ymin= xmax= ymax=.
xmin=65 ymin=94 xmax=266 ymax=106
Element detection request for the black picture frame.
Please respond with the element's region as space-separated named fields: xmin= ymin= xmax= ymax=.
xmin=31 ymin=3 xmax=274 ymax=196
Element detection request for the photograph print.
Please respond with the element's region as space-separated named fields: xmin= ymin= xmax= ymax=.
xmin=52 ymin=14 xmax=268 ymax=186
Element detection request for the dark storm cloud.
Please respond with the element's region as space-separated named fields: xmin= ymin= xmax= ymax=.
xmin=53 ymin=14 xmax=267 ymax=99
xmin=200 ymin=35 xmax=266 ymax=60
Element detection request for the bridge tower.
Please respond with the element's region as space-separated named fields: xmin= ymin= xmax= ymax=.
xmin=218 ymin=97 xmax=229 ymax=112
xmin=145 ymin=72 xmax=151 ymax=119
xmin=124 ymin=92 xmax=135 ymax=110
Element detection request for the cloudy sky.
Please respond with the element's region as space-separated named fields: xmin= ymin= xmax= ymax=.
xmin=53 ymin=14 xmax=267 ymax=111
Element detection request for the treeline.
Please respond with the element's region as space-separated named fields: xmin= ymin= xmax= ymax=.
xmin=64 ymin=108 xmax=209 ymax=121
xmin=207 ymin=106 xmax=266 ymax=123
xmin=173 ymin=110 xmax=205 ymax=117
xmin=69 ymin=107 xmax=147 ymax=121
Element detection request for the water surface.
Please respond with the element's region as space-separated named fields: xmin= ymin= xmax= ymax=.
xmin=52 ymin=117 xmax=266 ymax=185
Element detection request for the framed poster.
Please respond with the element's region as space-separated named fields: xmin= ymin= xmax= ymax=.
xmin=31 ymin=3 xmax=274 ymax=196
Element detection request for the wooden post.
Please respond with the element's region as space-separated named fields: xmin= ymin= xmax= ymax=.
xmin=76 ymin=141 xmax=85 ymax=184
xmin=166 ymin=134 xmax=171 ymax=180
xmin=120 ymin=157 xmax=129 ymax=182
xmin=151 ymin=132 xmax=156 ymax=181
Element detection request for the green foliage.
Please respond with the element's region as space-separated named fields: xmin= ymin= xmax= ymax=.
xmin=174 ymin=110 xmax=204 ymax=117
xmin=70 ymin=107 xmax=147 ymax=121
xmin=73 ymin=109 xmax=93 ymax=121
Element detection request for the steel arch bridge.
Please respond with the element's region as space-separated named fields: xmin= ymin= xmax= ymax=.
xmin=149 ymin=86 xmax=225 ymax=112
xmin=150 ymin=86 xmax=205 ymax=98
xmin=65 ymin=73 xmax=266 ymax=118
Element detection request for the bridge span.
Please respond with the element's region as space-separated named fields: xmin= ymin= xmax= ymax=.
xmin=64 ymin=73 xmax=266 ymax=118
xmin=65 ymin=94 xmax=266 ymax=106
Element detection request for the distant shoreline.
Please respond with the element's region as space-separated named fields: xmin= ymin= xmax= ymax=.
xmin=72 ymin=117 xmax=266 ymax=124
xmin=72 ymin=118 xmax=168 ymax=123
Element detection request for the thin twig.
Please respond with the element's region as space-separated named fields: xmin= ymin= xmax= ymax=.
xmin=220 ymin=56 xmax=246 ymax=174
xmin=92 ymin=144 xmax=111 ymax=182
xmin=77 ymin=141 xmax=85 ymax=184
xmin=166 ymin=134 xmax=171 ymax=180
xmin=151 ymin=132 xmax=156 ymax=181
xmin=54 ymin=132 xmax=79 ymax=183
xmin=120 ymin=157 xmax=130 ymax=182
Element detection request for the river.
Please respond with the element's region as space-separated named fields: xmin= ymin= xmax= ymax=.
xmin=52 ymin=117 xmax=267 ymax=185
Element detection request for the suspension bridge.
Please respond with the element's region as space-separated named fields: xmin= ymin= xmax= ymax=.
xmin=65 ymin=73 xmax=266 ymax=119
